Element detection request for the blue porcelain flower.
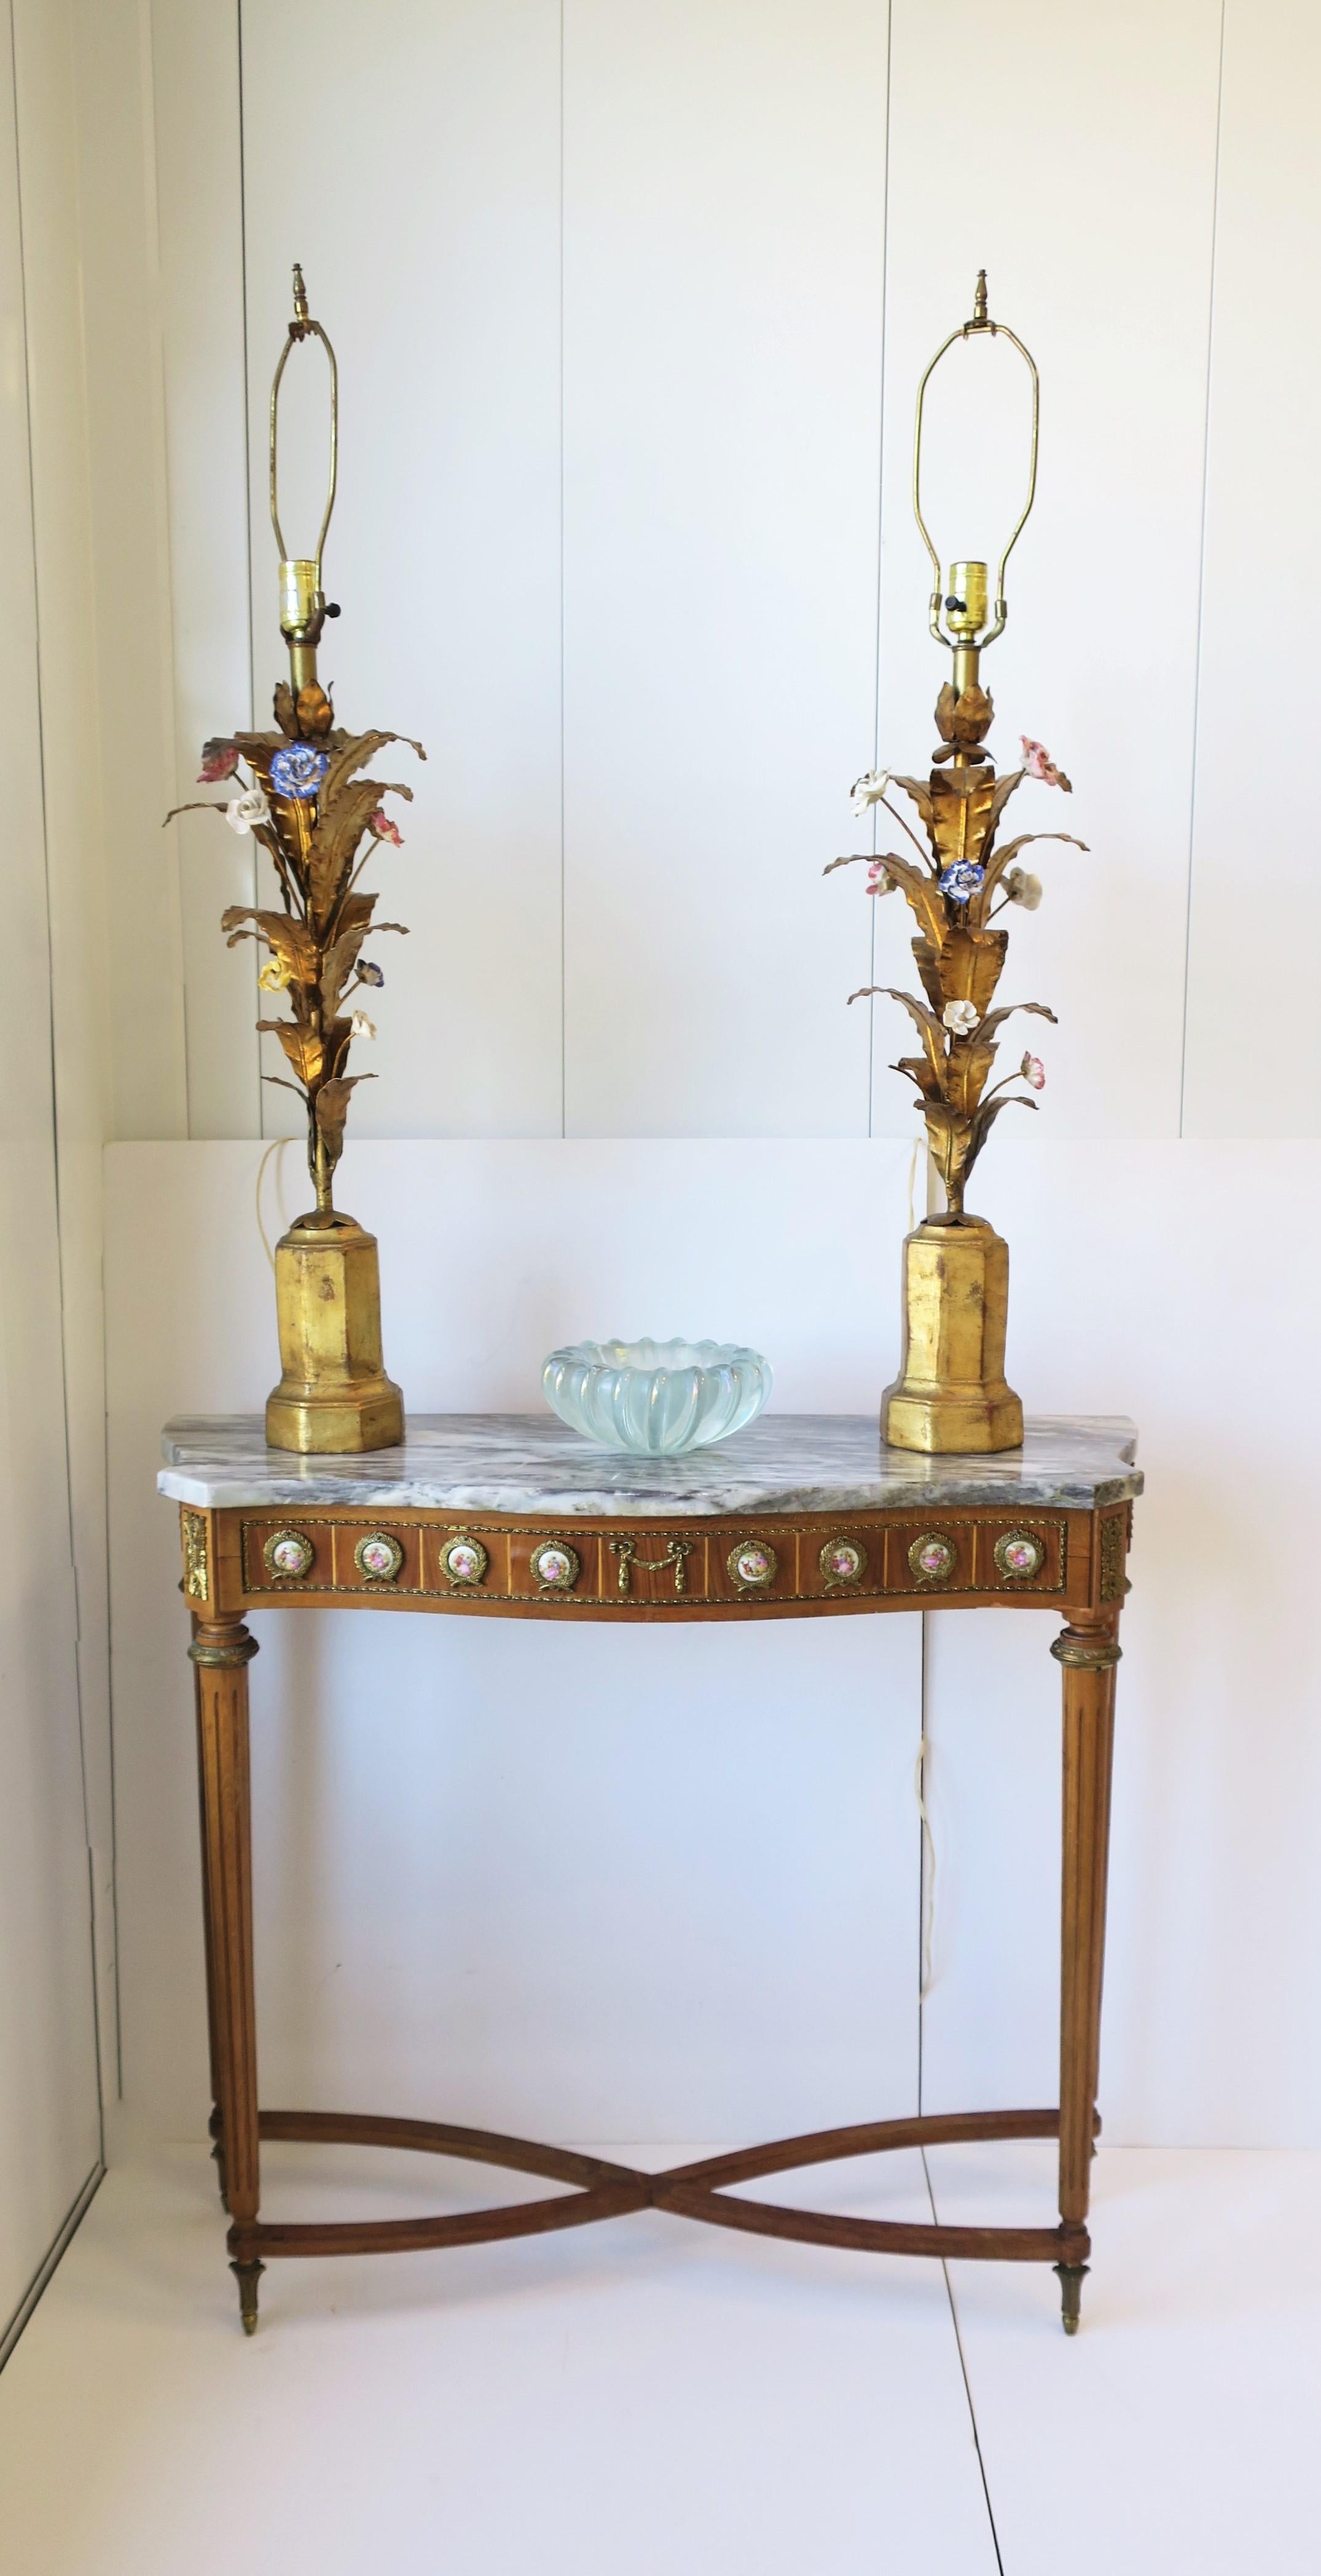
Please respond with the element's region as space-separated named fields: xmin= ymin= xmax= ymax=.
xmin=269 ymin=743 xmax=329 ymax=802
xmin=938 ymin=858 xmax=985 ymax=904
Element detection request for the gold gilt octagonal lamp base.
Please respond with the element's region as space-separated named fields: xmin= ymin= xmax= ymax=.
xmin=882 ymin=1212 xmax=1024 ymax=1455
xmin=265 ymin=1210 xmax=403 ymax=1455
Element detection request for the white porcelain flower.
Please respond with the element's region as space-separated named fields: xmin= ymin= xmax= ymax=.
xmin=941 ymin=999 xmax=979 ymax=1037
xmin=850 ymin=768 xmax=892 ymax=818
xmin=1002 ymin=866 xmax=1043 ymax=911
xmin=224 ymin=785 xmax=272 ymax=836
xmin=348 ymin=1010 xmax=377 ymax=1042
xmin=1021 ymin=736 xmax=1072 ymax=791
xmin=1021 ymin=1051 xmax=1046 ymax=1090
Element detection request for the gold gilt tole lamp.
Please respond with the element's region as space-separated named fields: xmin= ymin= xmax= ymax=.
xmin=829 ymin=270 xmax=1089 ymax=1454
xmin=170 ymin=266 xmax=423 ymax=1452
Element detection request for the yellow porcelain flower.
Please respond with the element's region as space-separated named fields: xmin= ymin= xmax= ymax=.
xmin=257 ymin=956 xmax=291 ymax=992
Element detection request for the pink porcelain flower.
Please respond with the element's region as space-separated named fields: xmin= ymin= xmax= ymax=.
xmin=371 ymin=809 xmax=403 ymax=846
xmin=1021 ymin=737 xmax=1072 ymax=791
xmin=1021 ymin=1051 xmax=1046 ymax=1090
xmin=866 ymin=860 xmax=895 ymax=897
xmin=198 ymin=742 xmax=239 ymax=783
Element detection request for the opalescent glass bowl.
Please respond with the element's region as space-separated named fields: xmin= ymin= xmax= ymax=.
xmin=542 ymin=1337 xmax=772 ymax=1455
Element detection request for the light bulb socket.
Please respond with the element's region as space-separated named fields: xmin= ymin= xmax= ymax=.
xmin=944 ymin=561 xmax=989 ymax=638
xmin=279 ymin=558 xmax=325 ymax=643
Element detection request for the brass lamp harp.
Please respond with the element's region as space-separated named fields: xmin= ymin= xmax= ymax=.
xmin=912 ymin=269 xmax=1040 ymax=715
xmin=269 ymin=262 xmax=340 ymax=694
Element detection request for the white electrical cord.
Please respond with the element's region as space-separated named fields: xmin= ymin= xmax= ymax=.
xmin=255 ymin=1137 xmax=291 ymax=1273
xmin=914 ymin=1734 xmax=936 ymax=2000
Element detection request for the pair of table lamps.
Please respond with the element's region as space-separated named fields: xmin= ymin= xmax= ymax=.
xmin=181 ymin=267 xmax=1081 ymax=1459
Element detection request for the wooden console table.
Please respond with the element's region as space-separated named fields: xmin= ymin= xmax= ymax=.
xmin=160 ymin=1411 xmax=1141 ymax=2336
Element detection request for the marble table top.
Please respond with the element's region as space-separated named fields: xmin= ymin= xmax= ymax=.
xmin=160 ymin=1413 xmax=1142 ymax=1519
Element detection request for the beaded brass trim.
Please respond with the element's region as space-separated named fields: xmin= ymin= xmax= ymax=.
xmin=235 ymin=1514 xmax=1072 ymax=1609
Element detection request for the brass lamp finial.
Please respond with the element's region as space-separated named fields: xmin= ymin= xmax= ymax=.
xmin=269 ymin=264 xmax=340 ymax=694
xmin=912 ymin=270 xmax=1040 ymax=712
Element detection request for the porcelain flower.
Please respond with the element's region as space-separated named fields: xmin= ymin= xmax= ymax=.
xmin=1002 ymin=866 xmax=1043 ymax=910
xmin=942 ymin=999 xmax=979 ymax=1037
xmin=1021 ymin=736 xmax=1072 ymax=791
xmin=257 ymin=956 xmax=291 ymax=992
xmin=348 ymin=1010 xmax=377 ymax=1042
xmin=198 ymin=743 xmax=238 ymax=783
xmin=866 ymin=861 xmax=895 ymax=897
xmin=269 ymin=742 xmax=329 ymax=802
xmin=850 ymin=768 xmax=891 ymax=819
xmin=938 ymin=858 xmax=984 ymax=904
xmin=1021 ymin=1051 xmax=1046 ymax=1090
xmin=225 ymin=785 xmax=272 ymax=835
xmin=370 ymin=809 xmax=403 ymax=847
xmin=356 ymin=960 xmax=385 ymax=987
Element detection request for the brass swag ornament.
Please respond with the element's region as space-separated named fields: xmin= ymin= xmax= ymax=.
xmin=829 ymin=273 xmax=1089 ymax=1454
xmin=169 ymin=267 xmax=423 ymax=1451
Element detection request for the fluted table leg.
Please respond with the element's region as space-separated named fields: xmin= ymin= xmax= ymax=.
xmin=190 ymin=1614 xmax=262 ymax=2332
xmin=1051 ymin=1616 xmax=1121 ymax=2334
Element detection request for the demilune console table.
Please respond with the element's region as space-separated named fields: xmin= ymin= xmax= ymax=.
xmin=160 ymin=1410 xmax=1141 ymax=2337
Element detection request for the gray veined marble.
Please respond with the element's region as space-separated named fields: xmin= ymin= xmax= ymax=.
xmin=160 ymin=1412 xmax=1143 ymax=1518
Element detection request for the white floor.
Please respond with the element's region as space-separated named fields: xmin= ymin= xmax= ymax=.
xmin=0 ymin=2140 xmax=1316 ymax=2573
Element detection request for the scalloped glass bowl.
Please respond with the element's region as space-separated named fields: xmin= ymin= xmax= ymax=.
xmin=542 ymin=1337 xmax=773 ymax=1455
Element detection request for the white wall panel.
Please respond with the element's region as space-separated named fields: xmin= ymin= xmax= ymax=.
xmin=106 ymin=1138 xmax=919 ymax=2142
xmin=13 ymin=0 xmax=117 ymax=2103
xmin=562 ymin=0 xmax=888 ymax=1136
xmin=237 ymin=0 xmax=563 ymax=1144
xmin=1182 ymin=0 xmax=1321 ymax=1134
xmin=0 ymin=2 xmax=103 ymax=2337
xmin=871 ymin=0 xmax=1223 ymax=1142
xmin=919 ymin=1139 xmax=1321 ymax=2146
xmin=152 ymin=0 xmax=262 ymax=1140
xmin=72 ymin=0 xmax=188 ymax=1141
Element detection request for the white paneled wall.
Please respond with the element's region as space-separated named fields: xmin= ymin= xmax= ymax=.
xmin=1182 ymin=0 xmax=1321 ymax=1133
xmin=1 ymin=0 xmax=103 ymax=2351
xmin=876 ymin=0 xmax=1225 ymax=1142
xmin=137 ymin=0 xmax=1320 ymax=1151
xmin=7 ymin=0 xmax=1315 ymax=2190
xmin=239 ymin=0 xmax=565 ymax=1143
xmin=560 ymin=0 xmax=888 ymax=1134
